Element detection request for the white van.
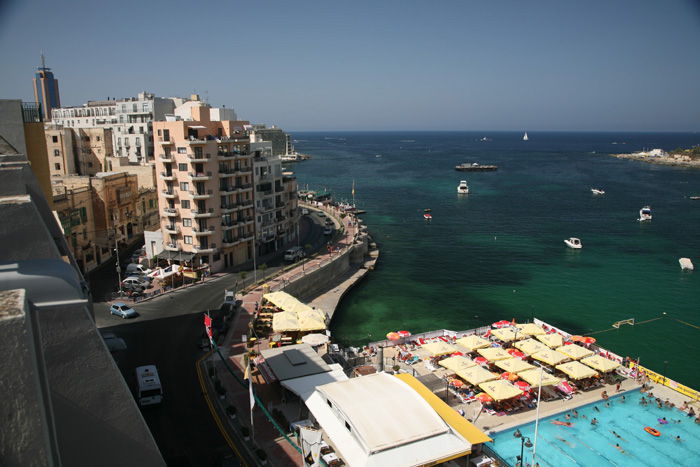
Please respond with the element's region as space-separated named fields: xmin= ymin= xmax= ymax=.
xmin=135 ymin=365 xmax=163 ymax=406
xmin=284 ymin=246 xmax=305 ymax=262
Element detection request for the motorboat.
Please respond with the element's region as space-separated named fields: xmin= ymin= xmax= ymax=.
xmin=424 ymin=208 xmax=432 ymax=220
xmin=638 ymin=206 xmax=652 ymax=222
xmin=457 ymin=180 xmax=469 ymax=194
xmin=564 ymin=237 xmax=582 ymax=249
xmin=591 ymin=188 xmax=605 ymax=195
xmin=679 ymin=258 xmax=694 ymax=271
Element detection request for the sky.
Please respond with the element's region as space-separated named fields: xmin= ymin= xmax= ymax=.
xmin=1 ymin=0 xmax=700 ymax=132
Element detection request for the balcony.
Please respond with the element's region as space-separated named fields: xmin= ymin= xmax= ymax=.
xmin=190 ymin=190 xmax=213 ymax=200
xmin=192 ymin=226 xmax=215 ymax=236
xmin=185 ymin=137 xmax=208 ymax=145
xmin=188 ymin=172 xmax=212 ymax=181
xmin=221 ymin=221 xmax=236 ymax=230
xmin=159 ymin=154 xmax=173 ymax=161
xmin=187 ymin=153 xmax=211 ymax=162
xmin=218 ymin=168 xmax=236 ymax=178
xmin=193 ymin=244 xmax=216 ymax=253
xmin=222 ymin=236 xmax=240 ymax=247
xmin=162 ymin=208 xmax=178 ymax=217
xmin=217 ymin=151 xmax=236 ymax=161
xmin=158 ymin=137 xmax=174 ymax=145
xmin=160 ymin=172 xmax=176 ymax=181
xmin=220 ymin=203 xmax=239 ymax=214
xmin=163 ymin=224 xmax=179 ymax=234
xmin=191 ymin=208 xmax=214 ymax=218
xmin=161 ymin=189 xmax=177 ymax=199
xmin=164 ymin=242 xmax=180 ymax=251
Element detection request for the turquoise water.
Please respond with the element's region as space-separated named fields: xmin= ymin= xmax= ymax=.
xmin=489 ymin=390 xmax=700 ymax=467
xmin=291 ymin=132 xmax=700 ymax=389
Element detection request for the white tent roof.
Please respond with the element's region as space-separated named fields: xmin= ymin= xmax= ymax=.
xmin=281 ymin=364 xmax=347 ymax=401
xmin=306 ymin=373 xmax=472 ymax=467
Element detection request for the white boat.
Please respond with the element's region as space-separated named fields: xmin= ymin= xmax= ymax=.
xmin=457 ymin=180 xmax=469 ymax=194
xmin=523 ymin=132 xmax=529 ymax=141
xmin=424 ymin=208 xmax=432 ymax=220
xmin=564 ymin=237 xmax=582 ymax=249
xmin=638 ymin=206 xmax=652 ymax=222
xmin=679 ymin=258 xmax=694 ymax=271
xmin=591 ymin=188 xmax=605 ymax=195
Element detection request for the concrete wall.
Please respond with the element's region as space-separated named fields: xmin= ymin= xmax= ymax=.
xmin=0 ymin=100 xmax=28 ymax=155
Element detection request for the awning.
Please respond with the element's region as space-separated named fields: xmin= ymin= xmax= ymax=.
xmin=581 ymin=355 xmax=621 ymax=372
xmin=478 ymin=380 xmax=523 ymax=401
xmin=158 ymin=250 xmax=196 ymax=261
xmin=253 ymin=355 xmax=277 ymax=383
xmin=494 ymin=358 xmax=535 ymax=373
xmin=517 ymin=368 xmax=563 ymax=387
xmin=187 ymin=125 xmax=207 ymax=129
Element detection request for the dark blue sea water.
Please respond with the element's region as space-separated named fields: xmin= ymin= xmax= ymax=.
xmin=289 ymin=132 xmax=700 ymax=389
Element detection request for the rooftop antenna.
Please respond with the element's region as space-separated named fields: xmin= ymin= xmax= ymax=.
xmin=40 ymin=50 xmax=46 ymax=69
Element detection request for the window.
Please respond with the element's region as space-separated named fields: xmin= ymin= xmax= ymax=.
xmin=183 ymin=218 xmax=192 ymax=227
xmin=184 ymin=236 xmax=193 ymax=245
xmin=52 ymin=136 xmax=58 ymax=143
xmin=177 ymin=147 xmax=187 ymax=154
xmin=181 ymin=200 xmax=190 ymax=209
xmin=121 ymin=104 xmax=126 ymax=112
xmin=180 ymin=182 xmax=189 ymax=191
xmin=133 ymin=103 xmax=137 ymax=112
xmin=149 ymin=199 xmax=154 ymax=208
xmin=143 ymin=103 xmax=149 ymax=112
xmin=157 ymin=129 xmax=162 ymax=136
xmin=178 ymin=163 xmax=187 ymax=172
xmin=54 ymin=163 xmax=61 ymax=170
xmin=88 ymin=162 xmax=93 ymax=168
xmin=54 ymin=149 xmax=60 ymax=157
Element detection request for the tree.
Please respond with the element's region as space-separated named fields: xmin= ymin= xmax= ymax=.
xmin=259 ymin=263 xmax=268 ymax=280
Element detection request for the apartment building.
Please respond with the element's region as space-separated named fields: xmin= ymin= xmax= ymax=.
xmin=250 ymin=124 xmax=295 ymax=156
xmin=52 ymin=182 xmax=99 ymax=272
xmin=251 ymin=141 xmax=300 ymax=255
xmin=50 ymin=92 xmax=179 ymax=165
xmin=44 ymin=125 xmax=76 ymax=176
xmin=153 ymin=104 xmax=255 ymax=272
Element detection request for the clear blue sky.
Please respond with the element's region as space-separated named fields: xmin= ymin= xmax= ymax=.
xmin=2 ymin=0 xmax=699 ymax=132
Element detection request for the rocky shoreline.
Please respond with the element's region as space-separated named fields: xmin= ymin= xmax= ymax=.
xmin=612 ymin=153 xmax=700 ymax=168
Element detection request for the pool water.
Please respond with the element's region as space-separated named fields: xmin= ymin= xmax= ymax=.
xmin=489 ymin=390 xmax=700 ymax=467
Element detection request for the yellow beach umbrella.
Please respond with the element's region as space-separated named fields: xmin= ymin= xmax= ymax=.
xmin=297 ymin=310 xmax=326 ymax=331
xmin=516 ymin=323 xmax=546 ymax=336
xmin=477 ymin=347 xmax=512 ymax=362
xmin=456 ymin=366 xmax=499 ymax=386
xmin=556 ymin=344 xmax=594 ymax=361
xmin=478 ymin=380 xmax=523 ymax=401
xmin=515 ymin=338 xmax=548 ymax=355
xmin=495 ymin=358 xmax=535 ymax=373
xmin=537 ymin=333 xmax=565 ymax=348
xmin=422 ymin=341 xmax=457 ymax=356
xmin=491 ymin=328 xmax=520 ymax=342
xmin=439 ymin=355 xmax=477 ymax=372
xmin=531 ymin=349 xmax=570 ymax=366
xmin=581 ymin=355 xmax=621 ymax=373
xmin=556 ymin=361 xmax=599 ymax=380
xmin=272 ymin=310 xmax=300 ymax=332
xmin=456 ymin=335 xmax=491 ymax=351
xmin=517 ymin=368 xmax=563 ymax=387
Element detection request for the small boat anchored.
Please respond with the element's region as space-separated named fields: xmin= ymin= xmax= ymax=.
xmin=424 ymin=209 xmax=432 ymax=220
xmin=638 ymin=206 xmax=652 ymax=222
xmin=455 ymin=163 xmax=498 ymax=171
xmin=564 ymin=237 xmax=582 ymax=249
xmin=679 ymin=258 xmax=694 ymax=271
xmin=457 ymin=180 xmax=469 ymax=194
xmin=591 ymin=188 xmax=605 ymax=195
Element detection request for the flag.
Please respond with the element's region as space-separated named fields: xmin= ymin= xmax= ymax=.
xmin=204 ymin=313 xmax=212 ymax=328
xmin=248 ymin=362 xmax=255 ymax=410
xmin=178 ymin=264 xmax=184 ymax=274
xmin=299 ymin=426 xmax=323 ymax=467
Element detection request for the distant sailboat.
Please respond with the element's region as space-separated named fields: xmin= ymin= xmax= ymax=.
xmin=523 ymin=132 xmax=529 ymax=141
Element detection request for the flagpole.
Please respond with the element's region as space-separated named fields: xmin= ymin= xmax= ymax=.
xmin=249 ymin=359 xmax=255 ymax=445
xmin=532 ymin=365 xmax=543 ymax=464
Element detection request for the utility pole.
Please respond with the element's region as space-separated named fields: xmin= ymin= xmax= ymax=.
xmin=113 ymin=232 xmax=122 ymax=298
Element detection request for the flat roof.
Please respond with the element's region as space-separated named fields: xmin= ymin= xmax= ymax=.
xmin=259 ymin=343 xmax=331 ymax=381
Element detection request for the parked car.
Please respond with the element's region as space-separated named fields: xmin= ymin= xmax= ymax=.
xmin=126 ymin=263 xmax=152 ymax=277
xmin=131 ymin=248 xmax=146 ymax=262
xmin=317 ymin=211 xmax=325 ymax=217
xmin=325 ymin=218 xmax=333 ymax=226
xmin=110 ymin=302 xmax=137 ymax=319
xmin=324 ymin=227 xmax=333 ymax=235
xmin=302 ymin=208 xmax=310 ymax=215
xmin=121 ymin=275 xmax=150 ymax=290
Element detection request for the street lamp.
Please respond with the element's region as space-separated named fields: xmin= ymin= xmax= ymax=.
xmin=663 ymin=361 xmax=668 ymax=385
xmin=513 ymin=429 xmax=533 ymax=467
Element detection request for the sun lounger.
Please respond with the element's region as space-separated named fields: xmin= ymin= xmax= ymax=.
xmin=419 ymin=338 xmax=427 ymax=345
xmin=439 ymin=336 xmax=449 ymax=343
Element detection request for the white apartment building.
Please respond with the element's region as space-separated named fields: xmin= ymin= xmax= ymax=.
xmin=50 ymin=92 xmax=183 ymax=165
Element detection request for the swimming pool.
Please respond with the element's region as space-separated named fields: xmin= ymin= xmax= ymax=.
xmin=489 ymin=390 xmax=700 ymax=466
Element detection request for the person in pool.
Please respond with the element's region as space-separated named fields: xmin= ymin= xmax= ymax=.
xmin=591 ymin=417 xmax=598 ymax=425
xmin=594 ymin=406 xmax=600 ymax=412
xmin=676 ymin=435 xmax=685 ymax=442
xmin=611 ymin=431 xmax=627 ymax=441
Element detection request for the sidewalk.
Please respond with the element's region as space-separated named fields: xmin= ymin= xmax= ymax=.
xmin=207 ymin=204 xmax=373 ymax=466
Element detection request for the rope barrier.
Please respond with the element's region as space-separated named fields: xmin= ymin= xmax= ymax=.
xmin=586 ymin=316 xmax=700 ymax=336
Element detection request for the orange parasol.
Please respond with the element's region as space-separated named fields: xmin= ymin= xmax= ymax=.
xmin=386 ymin=332 xmax=401 ymax=341
xmin=477 ymin=393 xmax=494 ymax=403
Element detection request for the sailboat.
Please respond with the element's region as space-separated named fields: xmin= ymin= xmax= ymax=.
xmin=523 ymin=132 xmax=529 ymax=141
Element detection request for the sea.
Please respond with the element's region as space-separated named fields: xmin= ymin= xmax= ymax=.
xmin=288 ymin=131 xmax=700 ymax=390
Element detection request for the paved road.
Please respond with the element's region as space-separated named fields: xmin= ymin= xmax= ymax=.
xmin=92 ymin=212 xmax=328 ymax=466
